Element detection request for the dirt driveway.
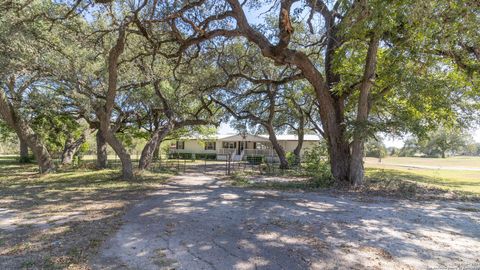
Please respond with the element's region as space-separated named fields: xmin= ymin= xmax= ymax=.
xmin=90 ymin=173 xmax=480 ymax=270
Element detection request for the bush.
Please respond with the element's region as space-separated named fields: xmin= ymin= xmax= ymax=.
xmin=286 ymin=152 xmax=297 ymax=166
xmin=195 ymin=153 xmax=217 ymax=160
xmin=308 ymin=162 xmax=334 ymax=188
xmin=303 ymin=143 xmax=328 ymax=171
xmin=18 ymin=155 xmax=34 ymax=163
xmin=246 ymin=155 xmax=263 ymax=165
xmin=168 ymin=152 xmax=193 ymax=159
xmin=303 ymin=143 xmax=333 ymax=187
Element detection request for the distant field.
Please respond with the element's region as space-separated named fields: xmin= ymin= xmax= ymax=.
xmin=365 ymin=156 xmax=480 ymax=168
xmin=365 ymin=156 xmax=480 ymax=195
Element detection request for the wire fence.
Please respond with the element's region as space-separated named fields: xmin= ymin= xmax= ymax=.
xmin=65 ymin=151 xmax=300 ymax=176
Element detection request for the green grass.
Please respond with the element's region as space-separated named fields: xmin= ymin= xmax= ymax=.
xmin=364 ymin=156 xmax=480 ymax=195
xmin=365 ymin=156 xmax=480 ymax=168
xmin=365 ymin=168 xmax=480 ymax=196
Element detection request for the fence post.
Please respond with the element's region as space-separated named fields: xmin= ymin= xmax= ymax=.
xmin=228 ymin=154 xmax=231 ymax=175
xmin=177 ymin=153 xmax=180 ymax=171
xmin=159 ymin=154 xmax=162 ymax=171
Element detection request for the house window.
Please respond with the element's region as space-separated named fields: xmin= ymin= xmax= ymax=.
xmin=176 ymin=141 xmax=185 ymax=149
xmin=222 ymin=142 xmax=236 ymax=149
xmin=205 ymin=141 xmax=216 ymax=150
xmin=256 ymin=142 xmax=269 ymax=149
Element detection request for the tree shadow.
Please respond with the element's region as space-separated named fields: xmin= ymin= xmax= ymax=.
xmin=0 ymin=158 xmax=171 ymax=269
xmin=93 ymin=172 xmax=480 ymax=269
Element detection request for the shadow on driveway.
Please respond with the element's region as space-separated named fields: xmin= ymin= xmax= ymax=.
xmin=91 ymin=172 xmax=480 ymax=270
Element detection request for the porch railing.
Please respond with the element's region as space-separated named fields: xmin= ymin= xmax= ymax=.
xmin=243 ymin=149 xmax=277 ymax=157
xmin=217 ymin=148 xmax=236 ymax=155
xmin=169 ymin=148 xmax=277 ymax=158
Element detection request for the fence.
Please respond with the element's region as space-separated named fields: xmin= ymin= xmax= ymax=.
xmin=71 ymin=151 xmax=289 ymax=176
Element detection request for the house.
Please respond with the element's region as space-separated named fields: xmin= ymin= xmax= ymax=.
xmin=169 ymin=133 xmax=321 ymax=162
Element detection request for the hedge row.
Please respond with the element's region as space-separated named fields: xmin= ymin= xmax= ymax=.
xmin=168 ymin=153 xmax=217 ymax=160
xmin=246 ymin=155 xmax=263 ymax=165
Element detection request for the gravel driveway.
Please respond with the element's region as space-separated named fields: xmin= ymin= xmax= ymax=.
xmin=90 ymin=173 xmax=480 ymax=270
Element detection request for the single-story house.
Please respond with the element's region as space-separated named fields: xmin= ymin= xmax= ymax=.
xmin=169 ymin=133 xmax=321 ymax=162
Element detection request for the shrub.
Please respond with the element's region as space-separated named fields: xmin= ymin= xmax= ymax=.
xmin=246 ymin=155 xmax=263 ymax=164
xmin=398 ymin=181 xmax=417 ymax=196
xmin=308 ymin=162 xmax=334 ymax=188
xmin=286 ymin=152 xmax=297 ymax=166
xmin=231 ymin=172 xmax=250 ymax=186
xmin=168 ymin=152 xmax=193 ymax=159
xmin=303 ymin=142 xmax=333 ymax=187
xmin=18 ymin=155 xmax=34 ymax=163
xmin=195 ymin=153 xmax=217 ymax=160
xmin=303 ymin=143 xmax=328 ymax=171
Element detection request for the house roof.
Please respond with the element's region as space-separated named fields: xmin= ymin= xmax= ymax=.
xmin=181 ymin=133 xmax=321 ymax=141
xmin=216 ymin=134 xmax=269 ymax=142
xmin=260 ymin=134 xmax=321 ymax=141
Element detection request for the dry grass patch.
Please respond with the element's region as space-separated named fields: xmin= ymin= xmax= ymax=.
xmin=364 ymin=168 xmax=480 ymax=200
xmin=0 ymin=158 xmax=171 ymax=269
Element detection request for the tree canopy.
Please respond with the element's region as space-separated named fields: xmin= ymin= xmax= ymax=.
xmin=0 ymin=0 xmax=478 ymax=184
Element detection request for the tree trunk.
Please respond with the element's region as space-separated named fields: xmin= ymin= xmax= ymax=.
xmin=0 ymin=89 xmax=54 ymax=173
xmin=60 ymin=134 xmax=86 ymax=165
xmin=266 ymin=125 xmax=289 ymax=169
xmin=18 ymin=125 xmax=54 ymax=173
xmin=293 ymin=132 xmax=303 ymax=166
xmin=349 ymin=35 xmax=380 ymax=187
xmin=349 ymin=141 xmax=364 ymax=186
xmin=29 ymin=135 xmax=55 ymax=173
xmin=328 ymin=137 xmax=351 ymax=184
xmin=139 ymin=126 xmax=171 ymax=171
xmin=61 ymin=137 xmax=75 ymax=165
xmin=292 ymin=115 xmax=305 ymax=165
xmin=101 ymin=126 xmax=133 ymax=179
xmin=153 ymin=145 xmax=160 ymax=160
xmin=284 ymin=50 xmax=352 ymax=184
xmin=97 ymin=26 xmax=133 ymax=179
xmin=96 ymin=131 xmax=108 ymax=169
xmin=97 ymin=110 xmax=133 ymax=179
xmin=19 ymin=137 xmax=29 ymax=162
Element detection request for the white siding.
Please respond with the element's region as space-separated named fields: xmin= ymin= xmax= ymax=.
xmin=282 ymin=141 xmax=317 ymax=156
xmin=172 ymin=137 xmax=319 ymax=160
xmin=173 ymin=140 xmax=216 ymax=154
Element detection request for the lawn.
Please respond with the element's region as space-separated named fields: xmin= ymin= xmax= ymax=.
xmin=365 ymin=156 xmax=480 ymax=196
xmin=0 ymin=156 xmax=172 ymax=269
xmin=365 ymin=156 xmax=480 ymax=168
